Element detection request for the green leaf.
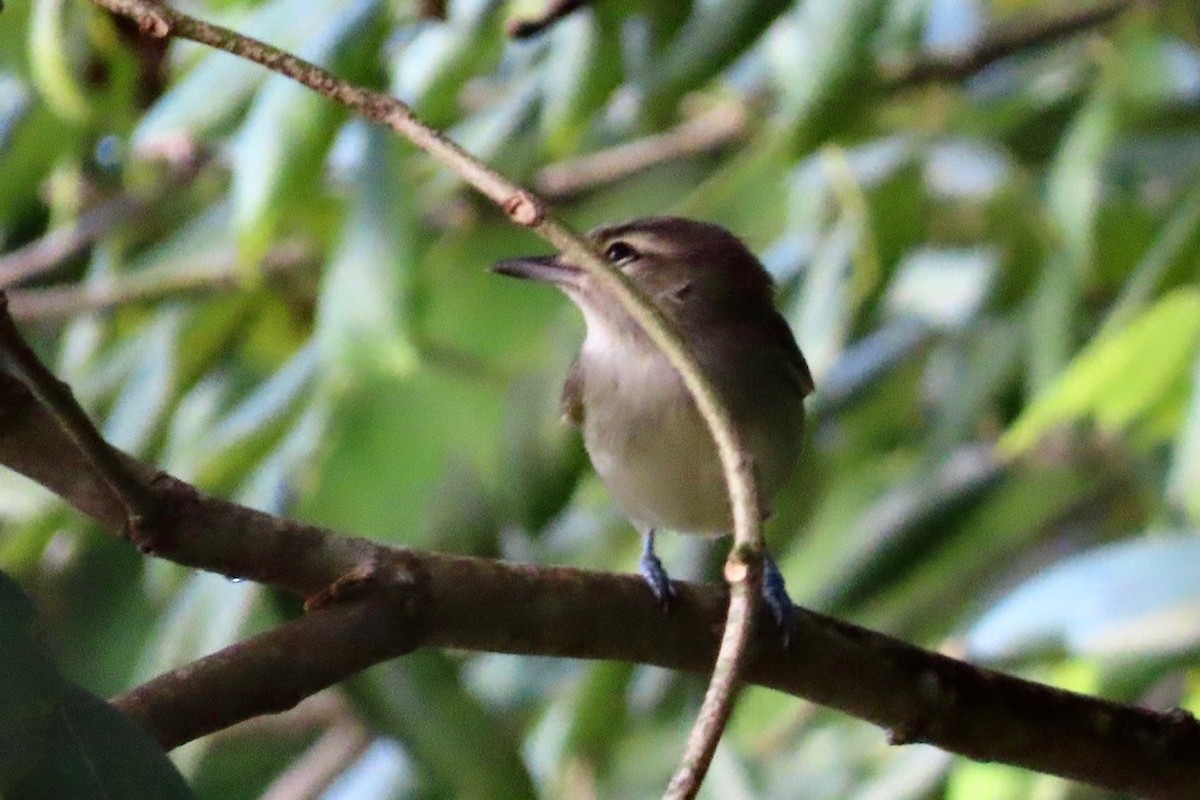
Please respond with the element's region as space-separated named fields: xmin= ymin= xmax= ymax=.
xmin=390 ymin=0 xmax=505 ymax=127
xmin=231 ymin=0 xmax=383 ymax=264
xmin=1002 ymin=287 xmax=1200 ymax=454
xmin=768 ymin=0 xmax=888 ymax=154
xmin=639 ymin=0 xmax=792 ymax=118
xmin=538 ymin=8 xmax=624 ymax=157
xmin=315 ymin=124 xmax=418 ymax=378
xmin=100 ymin=310 xmax=181 ymax=455
xmin=1045 ymin=87 xmax=1119 ymax=274
xmin=0 ymin=572 xmax=194 ymax=799
xmin=28 ymin=0 xmax=89 ymax=121
xmin=1168 ymin=356 xmax=1200 ymax=523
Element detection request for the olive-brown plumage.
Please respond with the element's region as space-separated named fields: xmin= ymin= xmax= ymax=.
xmin=492 ymin=217 xmax=812 ymax=625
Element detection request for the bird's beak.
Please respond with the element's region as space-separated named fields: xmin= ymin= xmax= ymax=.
xmin=490 ymin=255 xmax=582 ymax=288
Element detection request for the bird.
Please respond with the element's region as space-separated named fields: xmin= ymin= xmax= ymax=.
xmin=491 ymin=216 xmax=813 ymax=632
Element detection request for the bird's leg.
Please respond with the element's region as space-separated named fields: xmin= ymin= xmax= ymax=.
xmin=762 ymin=552 xmax=796 ymax=646
xmin=638 ymin=529 xmax=675 ymax=608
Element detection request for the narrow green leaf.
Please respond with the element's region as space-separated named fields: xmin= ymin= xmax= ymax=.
xmin=1002 ymin=288 xmax=1200 ymax=454
xmin=1168 ymin=355 xmax=1200 ymax=523
xmin=538 ymin=8 xmax=624 ymax=156
xmin=315 ymin=124 xmax=418 ymax=378
xmin=348 ymin=654 xmax=536 ymax=800
xmin=390 ymin=0 xmax=505 ymax=127
xmin=28 ymin=0 xmax=89 ymax=121
xmin=768 ymin=0 xmax=888 ymax=154
xmin=1045 ymin=88 xmax=1119 ymax=274
xmin=232 ymin=0 xmax=383 ymax=264
xmin=639 ymin=0 xmax=792 ymax=117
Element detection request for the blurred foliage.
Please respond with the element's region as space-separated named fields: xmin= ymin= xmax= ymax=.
xmin=1 ymin=0 xmax=1199 ymax=797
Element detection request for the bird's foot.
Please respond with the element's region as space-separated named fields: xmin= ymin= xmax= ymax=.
xmin=763 ymin=553 xmax=796 ymax=647
xmin=639 ymin=530 xmax=675 ymax=608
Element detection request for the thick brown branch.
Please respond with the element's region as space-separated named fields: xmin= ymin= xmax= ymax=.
xmin=0 ymin=295 xmax=159 ymax=544
xmin=4 ymin=336 xmax=1200 ymax=796
xmin=113 ymin=599 xmax=422 ymax=750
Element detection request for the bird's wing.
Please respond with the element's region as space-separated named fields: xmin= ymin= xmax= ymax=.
xmin=561 ymin=355 xmax=585 ymax=427
xmin=770 ymin=312 xmax=815 ymax=397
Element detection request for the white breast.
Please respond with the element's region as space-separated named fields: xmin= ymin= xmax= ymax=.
xmin=578 ymin=322 xmax=731 ymax=536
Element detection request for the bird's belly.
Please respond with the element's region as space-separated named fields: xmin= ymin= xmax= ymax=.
xmin=583 ymin=396 xmax=730 ymax=536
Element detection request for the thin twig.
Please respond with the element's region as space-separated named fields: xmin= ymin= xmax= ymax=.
xmin=532 ymin=1 xmax=1135 ymax=199
xmin=6 ymin=240 xmax=312 ymax=321
xmin=535 ymin=103 xmax=748 ymax=198
xmin=0 ymin=195 xmax=145 ymax=288
xmin=508 ymin=0 xmax=588 ymax=39
xmin=883 ymin=0 xmax=1134 ymax=88
xmin=85 ymin=2 xmax=764 ymax=794
xmin=0 ymin=153 xmax=207 ymax=289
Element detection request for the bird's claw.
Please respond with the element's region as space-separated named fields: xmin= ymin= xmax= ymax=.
xmin=639 ymin=549 xmax=676 ymax=609
xmin=763 ymin=553 xmax=796 ymax=648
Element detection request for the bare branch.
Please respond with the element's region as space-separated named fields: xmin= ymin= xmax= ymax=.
xmin=113 ymin=598 xmax=420 ymax=750
xmin=507 ymin=0 xmax=588 ymax=39
xmin=535 ymin=103 xmax=748 ymax=199
xmin=0 ymin=195 xmax=145 ymax=288
xmin=0 ymin=153 xmax=206 ymax=289
xmin=0 ymin=296 xmax=160 ymax=545
xmin=3 ymin=318 xmax=1200 ymax=796
xmin=534 ymin=1 xmax=1133 ymax=198
xmin=6 ymin=240 xmax=313 ymax=322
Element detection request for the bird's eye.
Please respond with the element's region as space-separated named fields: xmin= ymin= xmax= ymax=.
xmin=604 ymin=241 xmax=638 ymax=264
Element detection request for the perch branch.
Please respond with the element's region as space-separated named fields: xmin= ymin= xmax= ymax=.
xmin=2 ymin=305 xmax=1200 ymax=797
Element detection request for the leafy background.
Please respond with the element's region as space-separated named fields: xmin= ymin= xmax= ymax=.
xmin=1 ymin=0 xmax=1199 ymax=797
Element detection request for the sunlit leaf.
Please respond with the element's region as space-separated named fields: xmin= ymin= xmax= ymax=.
xmin=1002 ymin=288 xmax=1200 ymax=454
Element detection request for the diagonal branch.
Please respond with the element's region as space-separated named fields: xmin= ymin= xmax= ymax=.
xmin=83 ymin=2 xmax=764 ymax=795
xmin=0 ymin=296 xmax=159 ymax=544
